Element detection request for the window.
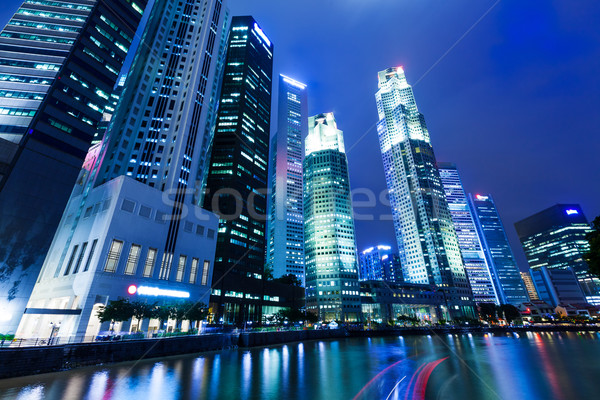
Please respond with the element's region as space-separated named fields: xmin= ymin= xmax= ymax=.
xmin=143 ymin=248 xmax=157 ymax=278
xmin=189 ymin=258 xmax=199 ymax=284
xmin=72 ymin=242 xmax=88 ymax=274
xmin=159 ymin=252 xmax=173 ymax=280
xmin=201 ymin=260 xmax=210 ymax=285
xmin=83 ymin=240 xmax=98 ymax=272
xmin=121 ymin=199 xmax=136 ymax=213
xmin=124 ymin=244 xmax=141 ymax=275
xmin=104 ymin=240 xmax=124 ymax=272
xmin=175 ymin=255 xmax=187 ymax=282
xmin=63 ymin=245 xmax=79 ymax=275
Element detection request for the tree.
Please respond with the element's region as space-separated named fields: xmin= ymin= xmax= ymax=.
xmin=186 ymin=302 xmax=208 ymax=330
xmin=478 ymin=302 xmax=498 ymax=323
xmin=499 ymin=304 xmax=521 ymax=324
xmin=273 ymin=274 xmax=302 ymax=286
xmin=396 ymin=315 xmax=419 ymax=326
xmin=151 ymin=304 xmax=171 ymax=330
xmin=130 ymin=301 xmax=155 ymax=332
xmin=263 ymin=265 xmax=274 ymax=281
xmin=97 ymin=299 xmax=134 ymax=329
xmin=169 ymin=302 xmax=188 ymax=331
xmin=585 ymin=216 xmax=600 ymax=278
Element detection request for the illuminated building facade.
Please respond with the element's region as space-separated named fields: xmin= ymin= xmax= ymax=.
xmin=266 ymin=75 xmax=308 ymax=284
xmin=203 ymin=16 xmax=274 ymax=324
xmin=359 ymin=245 xmax=402 ymax=283
xmin=530 ymin=266 xmax=586 ymax=307
xmin=515 ymin=204 xmax=600 ymax=305
xmin=438 ymin=163 xmax=498 ymax=304
xmin=0 ymin=0 xmax=147 ymax=333
xmin=14 ymin=0 xmax=229 ymax=339
xmin=468 ymin=194 xmax=529 ymax=304
xmin=521 ymin=271 xmax=539 ymax=301
xmin=375 ymin=67 xmax=473 ymax=318
xmin=304 ymin=113 xmax=361 ymax=322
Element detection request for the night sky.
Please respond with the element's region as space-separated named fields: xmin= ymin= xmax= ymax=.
xmin=2 ymin=0 xmax=599 ymax=270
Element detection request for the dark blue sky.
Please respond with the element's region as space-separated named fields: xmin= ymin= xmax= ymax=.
xmin=2 ymin=0 xmax=599 ymax=270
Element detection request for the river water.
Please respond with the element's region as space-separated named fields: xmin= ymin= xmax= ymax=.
xmin=0 ymin=331 xmax=598 ymax=400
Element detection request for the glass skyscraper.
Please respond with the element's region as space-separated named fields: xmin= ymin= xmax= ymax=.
xmin=203 ymin=16 xmax=274 ymax=325
xmin=266 ymin=75 xmax=307 ymax=284
xmin=304 ymin=113 xmax=360 ymax=322
xmin=374 ymin=67 xmax=473 ymax=318
xmin=359 ymin=245 xmax=402 ymax=283
xmin=0 ymin=0 xmax=147 ymax=333
xmin=515 ymin=204 xmax=600 ymax=305
xmin=439 ymin=163 xmax=498 ymax=304
xmin=468 ymin=194 xmax=529 ymax=305
xmin=14 ymin=0 xmax=230 ymax=341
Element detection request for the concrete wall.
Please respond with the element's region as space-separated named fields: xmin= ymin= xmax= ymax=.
xmin=0 ymin=333 xmax=238 ymax=379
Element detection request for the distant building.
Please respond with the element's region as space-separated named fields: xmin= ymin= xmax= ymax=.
xmin=518 ymin=301 xmax=555 ymax=321
xmin=439 ymin=163 xmax=498 ymax=304
xmin=203 ymin=16 xmax=274 ymax=325
xmin=266 ymin=75 xmax=308 ymax=284
xmin=304 ymin=113 xmax=361 ymax=322
xmin=374 ymin=67 xmax=473 ymax=319
xmin=520 ymin=271 xmax=539 ymax=301
xmin=515 ymin=204 xmax=600 ymax=305
xmin=15 ymin=0 xmax=230 ymax=340
xmin=0 ymin=0 xmax=148 ymax=334
xmin=360 ymin=281 xmax=447 ymax=324
xmin=530 ymin=266 xmax=586 ymax=308
xmin=469 ymin=194 xmax=529 ymax=305
xmin=359 ymin=245 xmax=402 ymax=283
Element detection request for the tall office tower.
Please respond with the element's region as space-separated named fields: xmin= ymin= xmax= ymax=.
xmin=515 ymin=204 xmax=600 ymax=305
xmin=468 ymin=194 xmax=529 ymax=304
xmin=530 ymin=267 xmax=586 ymax=307
xmin=374 ymin=67 xmax=473 ymax=318
xmin=203 ymin=16 xmax=273 ymax=325
xmin=521 ymin=271 xmax=539 ymax=301
xmin=359 ymin=245 xmax=402 ymax=283
xmin=15 ymin=0 xmax=230 ymax=340
xmin=266 ymin=75 xmax=308 ymax=284
xmin=438 ymin=163 xmax=498 ymax=304
xmin=304 ymin=113 xmax=361 ymax=322
xmin=0 ymin=0 xmax=147 ymax=333
xmin=93 ymin=75 xmax=126 ymax=145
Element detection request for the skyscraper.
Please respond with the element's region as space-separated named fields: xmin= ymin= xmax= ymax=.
xmin=438 ymin=163 xmax=498 ymax=304
xmin=359 ymin=245 xmax=402 ymax=283
xmin=14 ymin=0 xmax=230 ymax=340
xmin=374 ymin=67 xmax=473 ymax=318
xmin=0 ymin=0 xmax=147 ymax=333
xmin=304 ymin=113 xmax=360 ymax=322
xmin=521 ymin=271 xmax=539 ymax=301
xmin=469 ymin=194 xmax=529 ymax=304
xmin=266 ymin=75 xmax=307 ymax=284
xmin=515 ymin=204 xmax=600 ymax=305
xmin=203 ymin=16 xmax=274 ymax=324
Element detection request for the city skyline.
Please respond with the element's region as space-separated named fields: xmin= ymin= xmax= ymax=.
xmin=2 ymin=0 xmax=598 ymax=272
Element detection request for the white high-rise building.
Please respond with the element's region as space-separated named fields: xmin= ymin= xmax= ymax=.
xmin=15 ymin=0 xmax=230 ymax=341
xmin=303 ymin=113 xmax=360 ymax=322
xmin=266 ymin=75 xmax=308 ymax=284
xmin=438 ymin=163 xmax=499 ymax=304
xmin=375 ymin=67 xmax=474 ymax=318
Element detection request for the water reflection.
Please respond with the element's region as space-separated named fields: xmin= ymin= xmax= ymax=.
xmin=0 ymin=333 xmax=599 ymax=400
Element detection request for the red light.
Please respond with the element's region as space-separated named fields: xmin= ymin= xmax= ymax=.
xmin=127 ymin=285 xmax=137 ymax=295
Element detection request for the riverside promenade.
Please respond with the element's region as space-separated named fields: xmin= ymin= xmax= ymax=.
xmin=1 ymin=325 xmax=598 ymax=379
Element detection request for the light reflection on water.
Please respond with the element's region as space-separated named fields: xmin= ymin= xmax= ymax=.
xmin=1 ymin=332 xmax=599 ymax=400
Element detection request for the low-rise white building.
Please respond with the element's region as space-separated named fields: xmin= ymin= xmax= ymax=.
xmin=16 ymin=176 xmax=218 ymax=341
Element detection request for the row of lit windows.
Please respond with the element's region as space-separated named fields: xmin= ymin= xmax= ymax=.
xmin=104 ymin=239 xmax=211 ymax=285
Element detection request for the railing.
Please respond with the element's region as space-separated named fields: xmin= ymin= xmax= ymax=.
xmin=0 ymin=326 xmax=311 ymax=348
